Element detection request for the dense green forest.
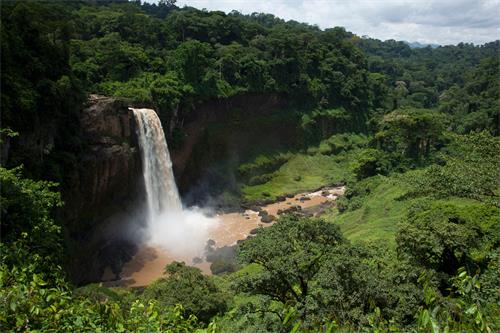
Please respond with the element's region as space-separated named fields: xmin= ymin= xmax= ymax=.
xmin=1 ymin=0 xmax=499 ymax=331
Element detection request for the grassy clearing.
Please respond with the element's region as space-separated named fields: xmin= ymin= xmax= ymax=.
xmin=239 ymin=133 xmax=410 ymax=245
xmin=241 ymin=153 xmax=354 ymax=202
xmin=324 ymin=174 xmax=499 ymax=247
xmin=324 ymin=176 xmax=410 ymax=246
xmin=239 ymin=133 xmax=373 ymax=203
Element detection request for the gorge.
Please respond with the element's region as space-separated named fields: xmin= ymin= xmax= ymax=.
xmin=109 ymin=106 xmax=345 ymax=286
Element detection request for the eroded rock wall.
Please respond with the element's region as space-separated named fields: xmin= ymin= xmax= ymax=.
xmin=62 ymin=95 xmax=144 ymax=284
xmin=62 ymin=95 xmax=139 ymax=226
xmin=170 ymin=93 xmax=292 ymax=207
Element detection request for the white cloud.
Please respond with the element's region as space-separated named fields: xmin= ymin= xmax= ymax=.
xmin=172 ymin=0 xmax=500 ymax=45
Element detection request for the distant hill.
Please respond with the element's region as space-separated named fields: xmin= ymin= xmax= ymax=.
xmin=405 ymin=41 xmax=440 ymax=48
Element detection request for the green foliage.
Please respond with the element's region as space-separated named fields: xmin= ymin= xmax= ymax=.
xmin=237 ymin=216 xmax=384 ymax=327
xmin=1 ymin=1 xmax=85 ymax=179
xmin=405 ymin=131 xmax=500 ymax=205
xmin=96 ymin=72 xmax=155 ymax=103
xmin=397 ymin=199 xmax=499 ymax=276
xmin=0 ymin=166 xmax=63 ymax=263
xmin=214 ymin=294 xmax=285 ymax=333
xmin=0 ymin=128 xmax=19 ymax=143
xmin=416 ymin=268 xmax=497 ymax=332
xmin=359 ymin=37 xmax=499 ymax=132
xmin=376 ymin=107 xmax=448 ymax=162
xmin=310 ymin=244 xmax=391 ymax=324
xmin=326 ymin=176 xmax=408 ymax=244
xmin=350 ymin=148 xmax=389 ymax=180
xmin=233 ymin=216 xmax=424 ymax=329
xmin=306 ymin=133 xmax=369 ymax=156
xmin=237 ymin=216 xmax=345 ymax=306
xmin=241 ymin=153 xmax=353 ymax=202
xmin=0 ymin=257 xmax=209 ymax=332
xmin=71 ymin=31 xmax=149 ymax=84
xmin=300 ymin=108 xmax=353 ymax=142
xmin=142 ymin=262 xmax=228 ymax=323
xmin=238 ymin=153 xmax=292 ymax=179
xmin=441 ymin=57 xmax=500 ymax=135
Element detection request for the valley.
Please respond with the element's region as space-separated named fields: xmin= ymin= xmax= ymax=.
xmin=1 ymin=1 xmax=498 ymax=332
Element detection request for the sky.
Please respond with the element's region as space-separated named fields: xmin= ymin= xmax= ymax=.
xmin=167 ymin=0 xmax=500 ymax=45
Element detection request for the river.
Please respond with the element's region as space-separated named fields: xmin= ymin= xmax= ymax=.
xmin=105 ymin=186 xmax=344 ymax=287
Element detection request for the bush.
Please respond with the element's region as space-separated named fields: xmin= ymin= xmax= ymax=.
xmin=248 ymin=173 xmax=274 ymax=186
xmin=238 ymin=153 xmax=291 ymax=179
xmin=210 ymin=258 xmax=238 ymax=275
xmin=397 ymin=200 xmax=499 ymax=278
xmin=142 ymin=262 xmax=228 ymax=323
xmin=351 ymin=148 xmax=385 ymax=180
xmin=308 ymin=133 xmax=370 ymax=156
xmin=336 ymin=176 xmax=385 ymax=212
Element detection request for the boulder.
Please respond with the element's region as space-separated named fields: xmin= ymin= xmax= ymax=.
xmin=192 ymin=257 xmax=203 ymax=264
xmin=283 ymin=205 xmax=302 ymax=214
xmin=249 ymin=228 xmax=260 ymax=235
xmin=258 ymin=210 xmax=269 ymax=217
xmin=249 ymin=205 xmax=262 ymax=212
xmin=261 ymin=214 xmax=276 ymax=223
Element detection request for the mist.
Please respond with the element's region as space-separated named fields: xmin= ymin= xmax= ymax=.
xmin=147 ymin=207 xmax=219 ymax=258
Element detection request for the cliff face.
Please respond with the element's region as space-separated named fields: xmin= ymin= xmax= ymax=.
xmin=170 ymin=93 xmax=292 ymax=207
xmin=62 ymin=95 xmax=144 ymax=284
xmin=171 ymin=93 xmax=287 ymax=180
xmin=62 ymin=95 xmax=140 ymax=226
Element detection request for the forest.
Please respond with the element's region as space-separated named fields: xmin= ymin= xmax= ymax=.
xmin=1 ymin=0 xmax=499 ymax=332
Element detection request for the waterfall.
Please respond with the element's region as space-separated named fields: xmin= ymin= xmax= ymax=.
xmin=131 ymin=108 xmax=182 ymax=223
xmin=131 ymin=107 xmax=216 ymax=257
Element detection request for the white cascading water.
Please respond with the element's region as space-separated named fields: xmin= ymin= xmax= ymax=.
xmin=131 ymin=108 xmax=216 ymax=257
xmin=132 ymin=108 xmax=182 ymax=217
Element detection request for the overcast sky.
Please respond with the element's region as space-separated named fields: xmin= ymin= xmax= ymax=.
xmin=170 ymin=0 xmax=500 ymax=45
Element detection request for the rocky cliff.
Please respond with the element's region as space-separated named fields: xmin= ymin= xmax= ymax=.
xmin=62 ymin=95 xmax=144 ymax=284
xmin=170 ymin=93 xmax=292 ymax=207
xmin=62 ymin=95 xmax=140 ymax=226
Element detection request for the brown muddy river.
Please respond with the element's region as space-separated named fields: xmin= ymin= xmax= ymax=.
xmin=104 ymin=186 xmax=344 ymax=287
